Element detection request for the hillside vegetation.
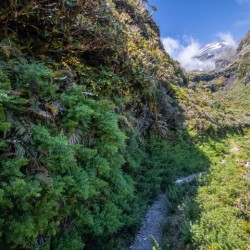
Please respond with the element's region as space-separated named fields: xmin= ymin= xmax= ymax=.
xmin=0 ymin=1 xmax=189 ymax=249
xmin=0 ymin=1 xmax=249 ymax=250
xmin=163 ymin=129 xmax=250 ymax=249
xmin=162 ymin=25 xmax=250 ymax=250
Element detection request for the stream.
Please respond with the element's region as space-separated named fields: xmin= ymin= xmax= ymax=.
xmin=129 ymin=172 xmax=204 ymax=250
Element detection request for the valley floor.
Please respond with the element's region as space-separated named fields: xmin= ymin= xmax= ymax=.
xmin=129 ymin=128 xmax=250 ymax=250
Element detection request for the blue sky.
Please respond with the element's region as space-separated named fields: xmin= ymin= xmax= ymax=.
xmin=149 ymin=0 xmax=250 ymax=44
xmin=148 ymin=0 xmax=250 ymax=70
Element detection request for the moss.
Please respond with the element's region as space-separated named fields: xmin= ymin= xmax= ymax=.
xmin=0 ymin=104 xmax=5 ymax=120
xmin=0 ymin=71 xmax=11 ymax=90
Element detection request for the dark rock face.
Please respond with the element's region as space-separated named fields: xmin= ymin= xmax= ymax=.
xmin=137 ymin=105 xmax=155 ymax=134
xmin=190 ymin=62 xmax=239 ymax=94
xmin=190 ymin=72 xmax=224 ymax=83
xmin=156 ymin=86 xmax=184 ymax=129
xmin=215 ymin=59 xmax=232 ymax=71
xmin=204 ymin=82 xmax=223 ymax=93
xmin=223 ymin=64 xmax=238 ymax=78
xmin=237 ymin=30 xmax=250 ymax=54
xmin=191 ymin=73 xmax=217 ymax=83
xmin=243 ymin=76 xmax=250 ymax=85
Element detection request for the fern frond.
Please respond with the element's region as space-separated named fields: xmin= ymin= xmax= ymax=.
xmin=68 ymin=130 xmax=83 ymax=145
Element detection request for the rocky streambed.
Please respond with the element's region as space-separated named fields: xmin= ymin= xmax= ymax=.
xmin=129 ymin=194 xmax=167 ymax=250
xmin=129 ymin=173 xmax=204 ymax=250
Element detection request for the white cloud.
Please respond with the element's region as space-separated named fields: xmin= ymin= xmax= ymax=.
xmin=162 ymin=33 xmax=238 ymax=72
xmin=217 ymin=32 xmax=238 ymax=48
xmin=176 ymin=38 xmax=203 ymax=71
xmin=162 ymin=37 xmax=181 ymax=58
xmin=162 ymin=36 xmax=215 ymax=71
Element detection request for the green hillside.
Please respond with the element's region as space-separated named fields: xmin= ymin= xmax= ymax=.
xmin=0 ymin=1 xmax=189 ymax=249
xmin=0 ymin=1 xmax=249 ymax=249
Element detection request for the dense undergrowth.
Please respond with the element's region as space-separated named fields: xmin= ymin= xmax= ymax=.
xmin=0 ymin=1 xmax=189 ymax=249
xmin=0 ymin=1 xmax=249 ymax=249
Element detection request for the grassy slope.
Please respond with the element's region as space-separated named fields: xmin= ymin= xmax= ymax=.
xmin=191 ymin=130 xmax=250 ymax=249
xmin=163 ymin=129 xmax=250 ymax=249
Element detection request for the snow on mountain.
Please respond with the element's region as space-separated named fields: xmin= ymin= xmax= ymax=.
xmin=197 ymin=41 xmax=233 ymax=61
xmin=191 ymin=41 xmax=237 ymax=72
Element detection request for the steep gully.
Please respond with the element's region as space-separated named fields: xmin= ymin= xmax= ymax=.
xmin=129 ymin=173 xmax=204 ymax=250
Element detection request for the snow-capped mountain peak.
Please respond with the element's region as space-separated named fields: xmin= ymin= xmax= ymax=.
xmin=197 ymin=41 xmax=234 ymax=61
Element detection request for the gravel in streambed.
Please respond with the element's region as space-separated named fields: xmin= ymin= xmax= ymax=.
xmin=130 ymin=194 xmax=167 ymax=250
